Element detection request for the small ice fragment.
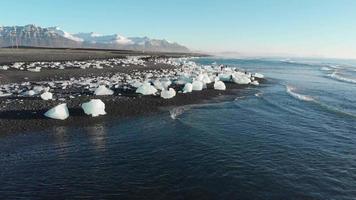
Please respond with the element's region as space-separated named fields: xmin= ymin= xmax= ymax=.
xmin=40 ymin=91 xmax=53 ymax=100
xmin=161 ymin=88 xmax=176 ymax=99
xmin=24 ymin=90 xmax=36 ymax=96
xmin=44 ymin=103 xmax=69 ymax=120
xmin=214 ymin=81 xmax=226 ymax=90
xmin=94 ymin=85 xmax=114 ymax=96
xmin=81 ymin=99 xmax=106 ymax=117
xmin=135 ymin=82 xmax=158 ymax=95
xmin=251 ymin=80 xmax=259 ymax=86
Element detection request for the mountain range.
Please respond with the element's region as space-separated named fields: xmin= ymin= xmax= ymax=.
xmin=0 ymin=24 xmax=189 ymax=52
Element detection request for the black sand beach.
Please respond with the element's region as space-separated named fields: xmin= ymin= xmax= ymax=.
xmin=0 ymin=48 xmax=263 ymax=134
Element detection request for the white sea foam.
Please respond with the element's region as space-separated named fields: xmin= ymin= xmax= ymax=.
xmin=329 ymin=71 xmax=356 ymax=84
xmin=286 ymin=85 xmax=314 ymax=102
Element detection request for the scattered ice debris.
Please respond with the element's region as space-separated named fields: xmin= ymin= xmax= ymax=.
xmin=94 ymin=85 xmax=114 ymax=96
xmin=40 ymin=91 xmax=53 ymax=100
xmin=81 ymin=99 xmax=106 ymax=117
xmin=27 ymin=67 xmax=41 ymax=72
xmin=0 ymin=66 xmax=9 ymax=70
xmin=192 ymin=80 xmax=204 ymax=91
xmin=136 ymin=82 xmax=158 ymax=95
xmin=182 ymin=83 xmax=193 ymax=93
xmin=161 ymin=88 xmax=176 ymax=99
xmin=214 ymin=81 xmax=226 ymax=90
xmin=0 ymin=91 xmax=12 ymax=97
xmin=0 ymin=56 xmax=264 ymax=104
xmin=44 ymin=103 xmax=69 ymax=120
xmin=24 ymin=90 xmax=36 ymax=96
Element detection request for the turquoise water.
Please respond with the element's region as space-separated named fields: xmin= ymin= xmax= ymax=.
xmin=1 ymin=58 xmax=356 ymax=199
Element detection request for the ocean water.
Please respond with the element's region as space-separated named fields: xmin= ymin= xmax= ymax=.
xmin=1 ymin=57 xmax=356 ymax=199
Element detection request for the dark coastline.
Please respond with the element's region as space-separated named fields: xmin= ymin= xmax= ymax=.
xmin=0 ymin=48 xmax=263 ymax=135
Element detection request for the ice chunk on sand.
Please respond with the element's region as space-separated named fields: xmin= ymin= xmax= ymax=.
xmin=192 ymin=81 xmax=203 ymax=91
xmin=24 ymin=90 xmax=36 ymax=96
xmin=232 ymin=73 xmax=251 ymax=84
xmin=27 ymin=67 xmax=41 ymax=72
xmin=94 ymin=85 xmax=114 ymax=96
xmin=161 ymin=88 xmax=176 ymax=99
xmin=81 ymin=99 xmax=106 ymax=117
xmin=136 ymin=82 xmax=158 ymax=95
xmin=183 ymin=83 xmax=193 ymax=93
xmin=153 ymin=80 xmax=164 ymax=90
xmin=254 ymin=73 xmax=264 ymax=79
xmin=218 ymin=73 xmax=233 ymax=82
xmin=44 ymin=103 xmax=69 ymax=120
xmin=40 ymin=91 xmax=53 ymax=100
xmin=202 ymin=74 xmax=212 ymax=84
xmin=214 ymin=81 xmax=226 ymax=90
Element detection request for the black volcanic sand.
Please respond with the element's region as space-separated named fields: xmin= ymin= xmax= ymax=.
xmin=0 ymin=48 xmax=265 ymax=134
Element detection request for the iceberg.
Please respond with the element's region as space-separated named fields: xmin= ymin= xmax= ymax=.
xmin=192 ymin=80 xmax=203 ymax=91
xmin=182 ymin=83 xmax=193 ymax=93
xmin=94 ymin=85 xmax=114 ymax=96
xmin=40 ymin=91 xmax=53 ymax=100
xmin=136 ymin=82 xmax=158 ymax=95
xmin=44 ymin=103 xmax=69 ymax=120
xmin=81 ymin=99 xmax=106 ymax=117
xmin=214 ymin=81 xmax=226 ymax=90
xmin=161 ymin=88 xmax=176 ymax=99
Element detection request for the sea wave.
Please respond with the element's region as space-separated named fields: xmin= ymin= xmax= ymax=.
xmin=286 ymin=85 xmax=314 ymax=102
xmin=329 ymin=71 xmax=356 ymax=84
xmin=169 ymin=106 xmax=190 ymax=119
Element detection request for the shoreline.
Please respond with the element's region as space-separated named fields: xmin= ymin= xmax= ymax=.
xmin=0 ymin=48 xmax=264 ymax=135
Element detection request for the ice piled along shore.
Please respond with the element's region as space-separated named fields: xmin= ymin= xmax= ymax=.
xmin=1 ymin=56 xmax=265 ymax=120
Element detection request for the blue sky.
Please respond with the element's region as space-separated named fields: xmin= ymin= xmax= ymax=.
xmin=1 ymin=0 xmax=356 ymax=58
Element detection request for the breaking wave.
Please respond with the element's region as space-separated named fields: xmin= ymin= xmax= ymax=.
xmin=329 ymin=71 xmax=356 ymax=84
xmin=286 ymin=85 xmax=314 ymax=102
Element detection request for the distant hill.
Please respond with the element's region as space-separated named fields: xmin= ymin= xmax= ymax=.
xmin=0 ymin=24 xmax=190 ymax=53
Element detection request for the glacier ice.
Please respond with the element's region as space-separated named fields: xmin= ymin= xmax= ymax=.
xmin=94 ymin=85 xmax=114 ymax=96
xmin=232 ymin=72 xmax=251 ymax=84
xmin=81 ymin=99 xmax=106 ymax=117
xmin=214 ymin=81 xmax=226 ymax=90
xmin=40 ymin=91 xmax=53 ymax=100
xmin=44 ymin=103 xmax=69 ymax=120
xmin=161 ymin=88 xmax=176 ymax=99
xmin=136 ymin=82 xmax=158 ymax=95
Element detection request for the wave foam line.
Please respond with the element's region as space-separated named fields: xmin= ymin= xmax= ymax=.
xmin=329 ymin=71 xmax=356 ymax=84
xmin=286 ymin=85 xmax=314 ymax=102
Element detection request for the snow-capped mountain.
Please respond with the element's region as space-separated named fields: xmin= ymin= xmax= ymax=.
xmin=0 ymin=24 xmax=189 ymax=52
